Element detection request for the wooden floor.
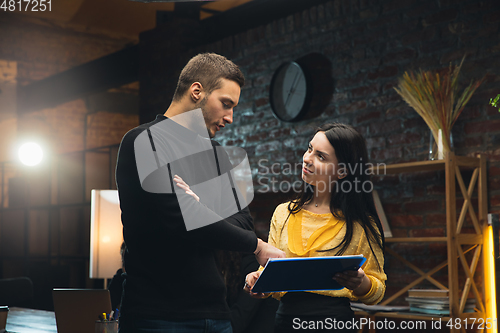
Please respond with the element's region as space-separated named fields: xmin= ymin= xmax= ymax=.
xmin=5 ymin=307 xmax=56 ymax=333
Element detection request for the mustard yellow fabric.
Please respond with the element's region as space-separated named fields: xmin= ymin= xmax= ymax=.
xmin=287 ymin=210 xmax=345 ymax=256
xmin=262 ymin=202 xmax=386 ymax=305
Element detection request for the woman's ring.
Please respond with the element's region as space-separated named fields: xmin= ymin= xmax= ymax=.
xmin=244 ymin=281 xmax=250 ymax=289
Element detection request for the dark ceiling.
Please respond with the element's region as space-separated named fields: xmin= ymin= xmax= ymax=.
xmin=9 ymin=0 xmax=253 ymax=42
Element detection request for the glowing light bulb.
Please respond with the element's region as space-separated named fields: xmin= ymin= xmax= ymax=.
xmin=18 ymin=142 xmax=43 ymax=166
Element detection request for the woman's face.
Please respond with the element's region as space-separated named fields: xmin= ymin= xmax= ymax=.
xmin=302 ymin=131 xmax=344 ymax=192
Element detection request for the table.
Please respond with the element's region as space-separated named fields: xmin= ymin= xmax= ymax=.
xmin=5 ymin=307 xmax=56 ymax=333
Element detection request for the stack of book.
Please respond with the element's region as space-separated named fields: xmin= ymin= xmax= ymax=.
xmin=406 ymin=289 xmax=476 ymax=316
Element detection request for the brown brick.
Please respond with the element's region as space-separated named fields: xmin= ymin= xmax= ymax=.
xmin=405 ymin=200 xmax=442 ymax=213
xmin=412 ymin=256 xmax=446 ymax=270
xmin=423 ymin=9 xmax=459 ymax=26
xmin=382 ymin=0 xmax=417 ymax=14
xmin=491 ymin=195 xmax=500 ymax=207
xmin=402 ymin=171 xmax=440 ymax=182
xmin=459 ymin=105 xmax=482 ymax=120
xmin=426 ymin=213 xmax=446 ymax=226
xmin=413 ymin=186 xmax=425 ymax=197
xmin=356 ymin=110 xmax=382 ymax=124
xmin=369 ymin=118 xmax=401 ymax=134
xmin=387 ymin=132 xmax=421 ymax=145
xmin=367 ymin=66 xmax=398 ymax=80
xmin=390 ymin=215 xmax=424 ymax=227
xmin=336 ymin=73 xmax=366 ymax=89
xmin=367 ymin=15 xmax=399 ymax=29
xmin=383 ymin=48 xmax=416 ymax=63
xmin=225 ymin=139 xmax=244 ymax=146
xmin=403 ymin=117 xmax=427 ymax=130
xmin=406 ymin=2 xmax=438 ymax=18
xmin=426 ymin=184 xmax=446 ymax=196
xmin=366 ymin=137 xmax=386 ymax=150
xmin=302 ymin=9 xmax=310 ymax=27
xmin=331 ymin=92 xmax=349 ymax=103
xmin=351 ymin=84 xmax=380 ymax=98
xmin=489 ymin=167 xmax=500 ymax=177
xmin=261 ymin=118 xmax=279 ymax=129
xmin=338 ymin=101 xmax=367 ymax=114
xmin=359 ymin=9 xmax=377 ymax=20
xmin=440 ymin=48 xmax=478 ymax=65
xmin=370 ymin=147 xmax=403 ymax=162
xmin=428 ymin=243 xmax=447 ymax=253
xmin=268 ymin=127 xmax=291 ymax=139
xmin=350 ymin=58 xmax=381 ymax=73
xmin=485 ymin=10 xmax=500 ymax=23
xmin=383 ymin=203 xmax=404 ymax=215
xmin=390 ymin=228 xmax=408 ymax=238
xmin=488 ymin=178 xmax=500 ymax=191
xmin=465 ymin=120 xmax=500 ymax=134
xmin=254 ymin=97 xmax=269 ymax=108
xmin=246 ymin=132 xmax=269 ymax=143
xmin=252 ymin=75 xmax=270 ymax=87
xmin=410 ymin=228 xmax=446 ymax=238
xmin=310 ymin=6 xmax=318 ymax=24
xmin=455 ymin=136 xmax=482 ymax=149
xmin=255 ymin=141 xmax=282 ymax=155
xmin=386 ymin=105 xmax=413 ymax=118
xmin=420 ymin=39 xmax=454 ymax=54
xmin=401 ymin=27 xmax=437 ymax=46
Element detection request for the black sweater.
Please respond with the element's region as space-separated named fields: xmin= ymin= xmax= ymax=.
xmin=116 ymin=115 xmax=257 ymax=320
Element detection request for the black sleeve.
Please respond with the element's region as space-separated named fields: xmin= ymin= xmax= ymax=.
xmin=107 ymin=268 xmax=124 ymax=310
xmin=230 ymin=254 xmax=278 ymax=333
xmin=211 ymin=141 xmax=254 ymax=232
xmin=117 ymin=128 xmax=258 ymax=253
xmin=175 ymin=189 xmax=258 ymax=253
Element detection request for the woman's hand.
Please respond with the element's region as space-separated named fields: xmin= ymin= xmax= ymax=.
xmin=174 ymin=175 xmax=199 ymax=202
xmin=333 ymin=268 xmax=371 ymax=296
xmin=243 ymin=271 xmax=270 ymax=299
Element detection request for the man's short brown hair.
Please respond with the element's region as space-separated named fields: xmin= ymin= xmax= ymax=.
xmin=172 ymin=53 xmax=245 ymax=101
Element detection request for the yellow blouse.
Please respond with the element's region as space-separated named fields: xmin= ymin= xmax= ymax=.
xmin=263 ymin=202 xmax=387 ymax=305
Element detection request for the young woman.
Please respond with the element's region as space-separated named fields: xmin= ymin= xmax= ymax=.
xmin=244 ymin=123 xmax=386 ymax=333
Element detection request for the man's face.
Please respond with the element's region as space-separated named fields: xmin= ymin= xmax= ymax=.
xmin=199 ymin=78 xmax=241 ymax=138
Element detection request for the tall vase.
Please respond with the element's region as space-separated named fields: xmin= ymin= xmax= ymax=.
xmin=429 ymin=129 xmax=453 ymax=160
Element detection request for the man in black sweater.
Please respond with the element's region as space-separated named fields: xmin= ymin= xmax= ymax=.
xmin=116 ymin=53 xmax=284 ymax=333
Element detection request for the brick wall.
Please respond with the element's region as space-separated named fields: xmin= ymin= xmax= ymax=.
xmin=141 ymin=0 xmax=500 ymax=305
xmin=0 ymin=14 xmax=137 ymax=154
xmin=0 ymin=15 xmax=139 ymax=309
xmin=0 ymin=14 xmax=131 ymax=86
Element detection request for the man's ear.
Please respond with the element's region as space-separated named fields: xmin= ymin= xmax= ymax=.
xmin=338 ymin=168 xmax=348 ymax=179
xmin=190 ymin=82 xmax=204 ymax=103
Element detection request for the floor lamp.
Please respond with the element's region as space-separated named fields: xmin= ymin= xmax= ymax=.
xmin=90 ymin=189 xmax=123 ymax=288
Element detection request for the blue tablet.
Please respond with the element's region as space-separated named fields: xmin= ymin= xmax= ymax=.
xmin=252 ymin=255 xmax=367 ymax=293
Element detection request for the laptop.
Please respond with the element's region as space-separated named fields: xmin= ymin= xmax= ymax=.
xmin=52 ymin=289 xmax=112 ymax=333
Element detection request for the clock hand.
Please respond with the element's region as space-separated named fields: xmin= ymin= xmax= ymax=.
xmin=284 ymin=70 xmax=301 ymax=107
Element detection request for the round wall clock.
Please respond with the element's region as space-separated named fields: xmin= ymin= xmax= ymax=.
xmin=269 ymin=61 xmax=312 ymax=122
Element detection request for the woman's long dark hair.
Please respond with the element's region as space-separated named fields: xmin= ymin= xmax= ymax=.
xmin=287 ymin=123 xmax=385 ymax=268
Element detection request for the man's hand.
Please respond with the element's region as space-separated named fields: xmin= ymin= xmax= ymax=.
xmin=174 ymin=175 xmax=200 ymax=202
xmin=253 ymin=238 xmax=285 ymax=266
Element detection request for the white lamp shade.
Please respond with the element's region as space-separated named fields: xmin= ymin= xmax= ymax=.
xmin=90 ymin=190 xmax=123 ymax=279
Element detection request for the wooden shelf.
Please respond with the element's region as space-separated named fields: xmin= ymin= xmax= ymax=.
xmin=386 ymin=237 xmax=447 ymax=243
xmin=362 ymin=153 xmax=491 ymax=333
xmin=385 ymin=235 xmax=483 ymax=244
xmin=368 ymin=155 xmax=481 ymax=175
xmin=355 ymin=310 xmax=485 ymax=321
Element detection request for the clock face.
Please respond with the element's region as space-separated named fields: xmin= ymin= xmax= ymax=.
xmin=270 ymin=62 xmax=309 ymax=122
